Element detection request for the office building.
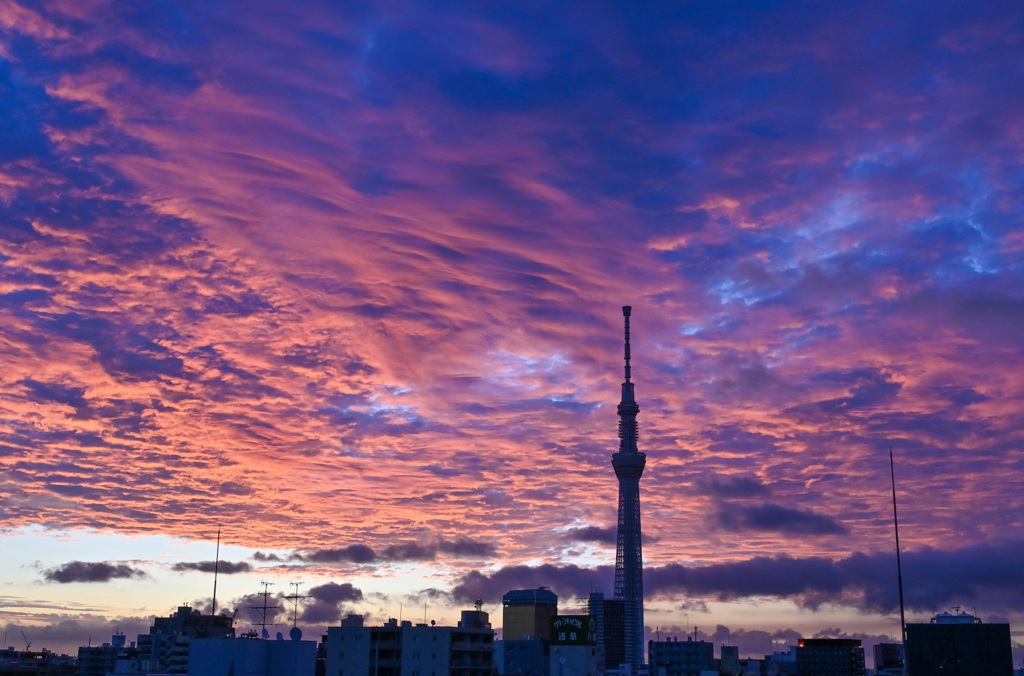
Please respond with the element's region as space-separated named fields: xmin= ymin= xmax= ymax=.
xmin=324 ymin=607 xmax=495 ymax=676
xmin=503 ymin=589 xmax=559 ymax=642
xmin=498 ymin=639 xmax=546 ymax=676
xmin=549 ymin=615 xmax=598 ymax=676
xmin=719 ymin=646 xmax=740 ymax=676
xmin=586 ymin=592 xmax=623 ymax=672
xmin=872 ymin=642 xmax=904 ymax=675
xmin=187 ymin=634 xmax=316 ymax=676
xmin=0 ymin=646 xmax=76 ymax=675
xmin=794 ymin=639 xmax=864 ymax=676
xmin=76 ymin=633 xmax=138 ymax=676
xmin=906 ymin=610 xmax=1012 ymax=676
xmin=136 ymin=605 xmax=235 ymax=673
xmin=647 ymin=637 xmax=714 ymax=676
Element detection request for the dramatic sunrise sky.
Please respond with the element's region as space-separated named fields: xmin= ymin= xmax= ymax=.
xmin=3 ymin=0 xmax=1024 ymax=663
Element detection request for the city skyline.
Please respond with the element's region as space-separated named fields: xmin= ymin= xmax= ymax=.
xmin=3 ymin=0 xmax=1024 ymax=666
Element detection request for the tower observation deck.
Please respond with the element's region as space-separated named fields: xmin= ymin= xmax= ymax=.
xmin=612 ymin=305 xmax=646 ymax=668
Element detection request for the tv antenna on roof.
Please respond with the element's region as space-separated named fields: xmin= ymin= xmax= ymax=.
xmin=283 ymin=582 xmax=309 ymax=629
xmin=249 ymin=581 xmax=280 ymax=638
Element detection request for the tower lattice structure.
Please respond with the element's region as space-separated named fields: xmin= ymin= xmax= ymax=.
xmin=612 ymin=305 xmax=646 ymax=668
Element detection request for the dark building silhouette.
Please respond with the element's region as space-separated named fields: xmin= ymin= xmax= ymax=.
xmin=719 ymin=645 xmax=741 ymax=676
xmin=648 ymin=636 xmax=714 ymax=676
xmin=0 ymin=646 xmax=76 ymax=675
xmin=587 ymin=591 xmax=625 ymax=672
xmin=502 ymin=589 xmax=558 ymax=641
xmin=794 ymin=638 xmax=865 ymax=676
xmin=549 ymin=615 xmax=599 ymax=674
xmin=873 ymin=642 xmax=904 ymax=675
xmin=612 ymin=306 xmax=647 ymax=668
xmin=500 ymin=639 xmax=545 ymax=676
xmin=906 ymin=611 xmax=1012 ymax=676
xmin=500 ymin=588 xmax=557 ymax=675
xmin=324 ymin=608 xmax=495 ymax=676
xmin=137 ymin=605 xmax=234 ymax=673
xmin=76 ymin=633 xmax=137 ymax=676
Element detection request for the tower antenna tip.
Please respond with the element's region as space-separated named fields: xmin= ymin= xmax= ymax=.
xmin=622 ymin=306 xmax=631 ymax=316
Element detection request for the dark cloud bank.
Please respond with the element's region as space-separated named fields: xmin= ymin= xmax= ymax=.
xmin=298 ymin=537 xmax=495 ymax=563
xmin=453 ymin=540 xmax=1024 ymax=615
xmin=172 ymin=560 xmax=252 ymax=574
xmin=43 ymin=561 xmax=145 ymax=584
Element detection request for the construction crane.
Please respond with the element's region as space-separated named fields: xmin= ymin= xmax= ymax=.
xmin=20 ymin=630 xmax=30 ymax=651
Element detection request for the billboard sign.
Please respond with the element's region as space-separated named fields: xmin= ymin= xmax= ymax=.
xmin=551 ymin=615 xmax=596 ymax=645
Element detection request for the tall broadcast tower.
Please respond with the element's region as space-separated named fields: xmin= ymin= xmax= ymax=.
xmin=612 ymin=305 xmax=646 ymax=667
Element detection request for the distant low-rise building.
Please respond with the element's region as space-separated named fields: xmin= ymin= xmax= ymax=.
xmin=719 ymin=646 xmax=740 ymax=676
xmin=187 ymin=633 xmax=316 ymax=676
xmin=872 ymin=642 xmax=904 ymax=675
xmin=647 ymin=637 xmax=713 ymax=676
xmin=0 ymin=646 xmax=76 ymax=675
xmin=763 ymin=648 xmax=796 ymax=676
xmin=794 ymin=639 xmax=864 ymax=676
xmin=138 ymin=606 xmax=234 ymax=674
xmin=324 ymin=607 xmax=495 ymax=676
xmin=77 ymin=633 xmax=138 ymax=676
xmin=586 ymin=593 xmax=622 ymax=672
xmin=503 ymin=590 xmax=558 ymax=642
xmin=548 ymin=615 xmax=597 ymax=676
xmin=498 ymin=639 xmax=545 ymax=675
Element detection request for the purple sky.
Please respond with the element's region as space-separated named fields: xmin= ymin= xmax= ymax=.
xmin=2 ymin=0 xmax=1024 ymax=663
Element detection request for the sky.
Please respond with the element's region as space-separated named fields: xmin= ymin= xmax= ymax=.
xmin=2 ymin=0 xmax=1024 ymax=665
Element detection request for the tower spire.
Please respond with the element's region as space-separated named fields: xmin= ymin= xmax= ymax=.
xmin=617 ymin=307 xmax=639 ymax=454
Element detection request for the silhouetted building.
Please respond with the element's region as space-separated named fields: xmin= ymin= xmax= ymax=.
xmin=906 ymin=611 xmax=1012 ymax=676
xmin=503 ymin=589 xmax=558 ymax=642
xmin=549 ymin=615 xmax=598 ymax=676
xmin=0 ymin=646 xmax=76 ymax=675
xmin=76 ymin=633 xmax=138 ymax=676
xmin=764 ymin=648 xmax=796 ymax=676
xmin=648 ymin=637 xmax=714 ymax=676
xmin=585 ymin=593 xmax=623 ymax=672
xmin=499 ymin=589 xmax=558 ymax=675
xmin=719 ymin=645 xmax=740 ymax=676
xmin=611 ymin=306 xmax=647 ymax=668
xmin=324 ymin=608 xmax=495 ymax=676
xmin=137 ymin=605 xmax=234 ymax=674
xmin=499 ymin=640 xmax=545 ymax=676
xmin=794 ymin=639 xmax=864 ymax=676
xmin=187 ymin=634 xmax=316 ymax=676
xmin=872 ymin=642 xmax=904 ymax=675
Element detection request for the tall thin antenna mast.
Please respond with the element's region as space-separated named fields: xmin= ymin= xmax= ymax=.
xmin=212 ymin=527 xmax=221 ymax=617
xmin=623 ymin=306 xmax=632 ymax=383
xmin=890 ymin=447 xmax=908 ymax=675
